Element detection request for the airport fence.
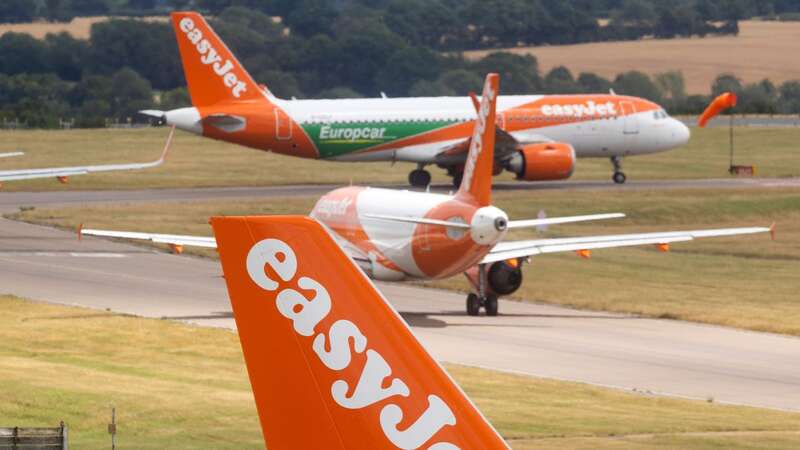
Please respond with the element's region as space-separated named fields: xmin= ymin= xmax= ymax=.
xmin=0 ymin=423 xmax=68 ymax=450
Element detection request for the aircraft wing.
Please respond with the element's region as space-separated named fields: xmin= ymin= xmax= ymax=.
xmin=0 ymin=126 xmax=174 ymax=183
xmin=80 ymin=228 xmax=217 ymax=249
xmin=80 ymin=221 xmax=374 ymax=268
xmin=434 ymin=127 xmax=519 ymax=165
xmin=482 ymin=225 xmax=774 ymax=264
xmin=0 ymin=152 xmax=24 ymax=159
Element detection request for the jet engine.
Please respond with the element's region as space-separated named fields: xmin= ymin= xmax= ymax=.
xmin=505 ymin=142 xmax=576 ymax=181
xmin=487 ymin=260 xmax=523 ymax=295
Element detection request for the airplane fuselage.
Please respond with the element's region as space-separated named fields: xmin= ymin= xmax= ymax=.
xmin=310 ymin=186 xmax=505 ymax=281
xmin=165 ymin=94 xmax=690 ymax=163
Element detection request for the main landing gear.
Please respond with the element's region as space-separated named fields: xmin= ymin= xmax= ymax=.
xmin=466 ymin=264 xmax=499 ymax=317
xmin=408 ymin=164 xmax=431 ymax=187
xmin=611 ymin=156 xmax=627 ymax=184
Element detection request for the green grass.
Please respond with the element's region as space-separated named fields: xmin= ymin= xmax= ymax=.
xmin=0 ymin=126 xmax=797 ymax=191
xmin=8 ymin=187 xmax=799 ymax=335
xmin=2 ymin=295 xmax=799 ymax=449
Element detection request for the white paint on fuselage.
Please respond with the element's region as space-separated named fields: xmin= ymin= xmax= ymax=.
xmin=356 ymin=187 xmax=451 ymax=278
xmin=276 ymin=96 xmax=689 ymax=162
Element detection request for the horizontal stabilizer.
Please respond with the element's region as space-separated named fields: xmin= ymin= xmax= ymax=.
xmin=507 ymin=212 xmax=625 ymax=229
xmin=362 ymin=213 xmax=471 ymax=229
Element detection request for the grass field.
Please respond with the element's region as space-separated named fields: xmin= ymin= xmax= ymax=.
xmin=463 ymin=21 xmax=800 ymax=95
xmin=0 ymin=16 xmax=166 ymax=40
xmin=0 ymin=126 xmax=798 ymax=192
xmin=10 ymin=187 xmax=799 ymax=335
xmin=2 ymin=295 xmax=799 ymax=449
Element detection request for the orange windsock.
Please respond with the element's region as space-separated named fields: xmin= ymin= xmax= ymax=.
xmin=698 ymin=92 xmax=737 ymax=128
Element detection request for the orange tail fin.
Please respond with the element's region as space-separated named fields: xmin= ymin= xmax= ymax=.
xmin=171 ymin=12 xmax=268 ymax=107
xmin=211 ymin=215 xmax=509 ymax=450
xmin=456 ymin=73 xmax=499 ymax=207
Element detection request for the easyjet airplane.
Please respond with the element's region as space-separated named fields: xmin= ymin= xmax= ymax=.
xmin=0 ymin=127 xmax=174 ymax=186
xmin=82 ymin=74 xmax=771 ymax=316
xmin=141 ymin=12 xmax=690 ymax=187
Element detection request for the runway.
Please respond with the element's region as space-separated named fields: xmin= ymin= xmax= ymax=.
xmin=2 ymin=216 xmax=799 ymax=412
xmin=1 ymin=176 xmax=798 ymax=212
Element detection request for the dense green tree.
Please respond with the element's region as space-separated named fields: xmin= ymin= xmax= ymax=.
xmin=437 ymin=70 xmax=484 ymax=96
xmin=315 ymin=87 xmax=363 ymax=99
xmin=374 ymin=47 xmax=442 ymax=97
xmin=0 ymin=0 xmax=38 ymax=23
xmin=778 ymin=80 xmax=800 ymax=113
xmin=613 ymin=70 xmax=662 ymax=102
xmin=89 ymin=20 xmax=184 ymax=90
xmin=577 ymin=72 xmax=613 ymax=93
xmin=44 ymin=32 xmax=89 ymax=81
xmin=711 ymin=73 xmax=743 ymax=97
xmin=472 ymin=53 xmax=542 ymax=94
xmin=0 ymin=33 xmax=48 ymax=76
xmin=544 ymin=66 xmax=581 ymax=93
xmin=108 ymin=67 xmax=153 ymax=120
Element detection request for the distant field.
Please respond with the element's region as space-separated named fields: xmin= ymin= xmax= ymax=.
xmin=0 ymin=16 xmax=166 ymax=39
xmin=2 ymin=295 xmax=799 ymax=449
xmin=0 ymin=126 xmax=797 ymax=192
xmin=11 ymin=187 xmax=799 ymax=335
xmin=463 ymin=21 xmax=800 ymax=95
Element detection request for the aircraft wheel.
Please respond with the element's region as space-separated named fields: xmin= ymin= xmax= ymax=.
xmin=466 ymin=293 xmax=481 ymax=316
xmin=409 ymin=169 xmax=431 ymax=187
xmin=452 ymin=172 xmax=463 ymax=188
xmin=613 ymin=172 xmax=627 ymax=184
xmin=484 ymin=295 xmax=499 ymax=316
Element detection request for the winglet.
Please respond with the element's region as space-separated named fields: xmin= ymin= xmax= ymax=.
xmin=77 ymin=223 xmax=83 ymax=242
xmin=769 ymin=222 xmax=776 ymax=241
xmin=211 ymin=215 xmax=509 ymax=449
xmin=468 ymin=91 xmax=480 ymax=113
xmin=456 ymin=73 xmax=499 ymax=206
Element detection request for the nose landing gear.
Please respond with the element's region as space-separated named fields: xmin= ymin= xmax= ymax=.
xmin=465 ymin=264 xmax=500 ymax=316
xmin=611 ymin=156 xmax=627 ymax=184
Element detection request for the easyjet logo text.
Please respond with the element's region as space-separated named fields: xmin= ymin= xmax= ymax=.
xmin=246 ymin=239 xmax=460 ymax=449
xmin=179 ymin=17 xmax=247 ymax=98
xmin=314 ymin=197 xmax=352 ymax=218
xmin=461 ymin=84 xmax=496 ymax=191
xmin=541 ymin=101 xmax=617 ymax=118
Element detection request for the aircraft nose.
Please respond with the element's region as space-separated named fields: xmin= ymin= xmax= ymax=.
xmin=672 ymin=119 xmax=691 ymax=146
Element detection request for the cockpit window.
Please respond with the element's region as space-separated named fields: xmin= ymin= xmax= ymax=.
xmin=653 ymin=110 xmax=669 ymax=120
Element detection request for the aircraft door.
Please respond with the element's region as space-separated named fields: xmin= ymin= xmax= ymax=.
xmin=620 ymin=101 xmax=639 ymax=135
xmin=274 ymin=107 xmax=293 ymax=140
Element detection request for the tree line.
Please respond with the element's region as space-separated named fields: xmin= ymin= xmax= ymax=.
xmin=1 ymin=5 xmax=799 ymax=127
xmin=5 ymin=0 xmax=800 ymax=48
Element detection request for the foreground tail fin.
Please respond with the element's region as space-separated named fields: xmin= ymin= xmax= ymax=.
xmin=456 ymin=73 xmax=499 ymax=206
xmin=211 ymin=215 xmax=509 ymax=450
xmin=171 ymin=12 xmax=267 ymax=106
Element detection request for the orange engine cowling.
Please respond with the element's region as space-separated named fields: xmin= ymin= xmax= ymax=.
xmin=506 ymin=143 xmax=576 ymax=181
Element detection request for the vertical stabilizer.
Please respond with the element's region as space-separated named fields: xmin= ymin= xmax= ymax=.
xmin=171 ymin=12 xmax=268 ymax=106
xmin=211 ymin=215 xmax=509 ymax=450
xmin=456 ymin=73 xmax=499 ymax=206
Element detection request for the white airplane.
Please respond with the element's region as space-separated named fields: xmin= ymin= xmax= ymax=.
xmin=0 ymin=127 xmax=174 ymax=186
xmin=81 ymin=74 xmax=772 ymax=316
xmin=143 ymin=12 xmax=690 ymax=187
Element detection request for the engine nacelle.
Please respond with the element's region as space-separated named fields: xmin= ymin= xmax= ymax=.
xmin=487 ymin=260 xmax=523 ymax=295
xmin=506 ymin=142 xmax=576 ymax=181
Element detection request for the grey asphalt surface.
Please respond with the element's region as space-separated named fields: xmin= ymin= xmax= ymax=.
xmin=1 ymin=176 xmax=799 ymax=212
xmin=1 ymin=215 xmax=799 ymax=412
